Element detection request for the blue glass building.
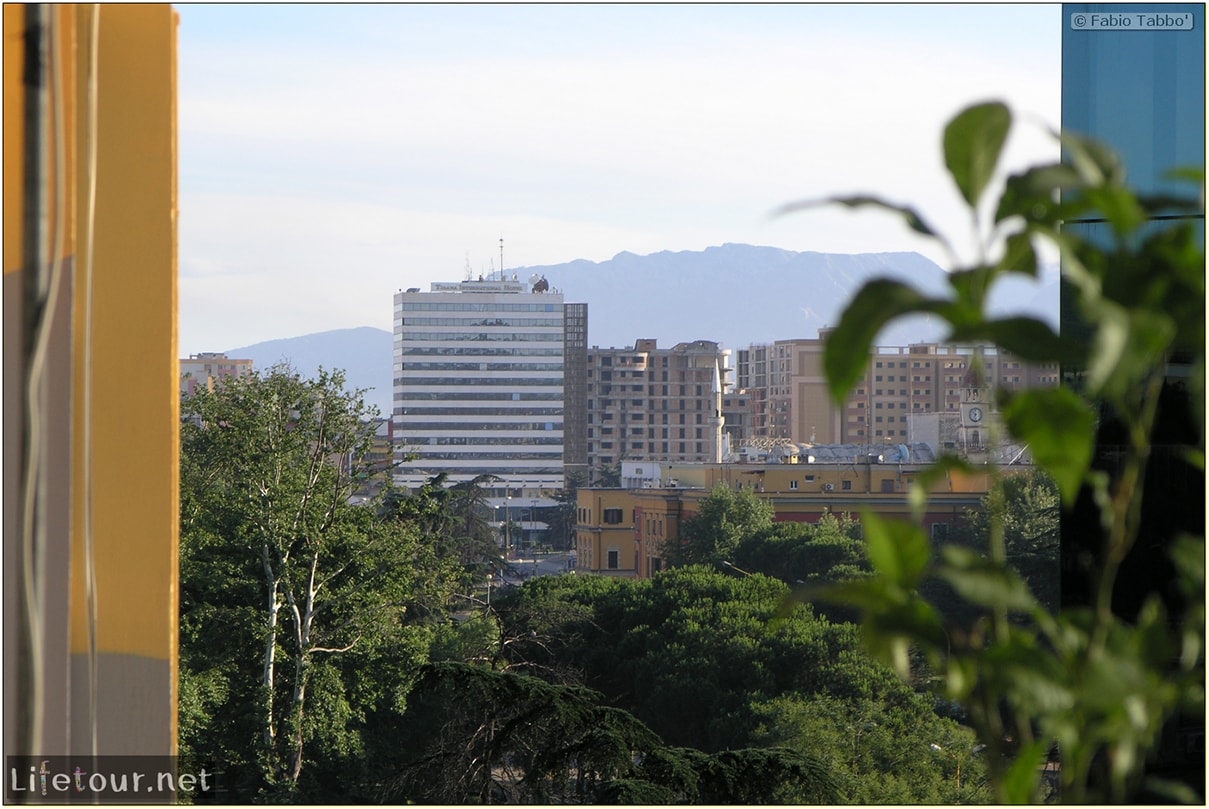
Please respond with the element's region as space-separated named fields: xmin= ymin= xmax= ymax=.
xmin=1061 ymin=4 xmax=1205 ymax=798
xmin=1063 ymin=4 xmax=1205 ymax=199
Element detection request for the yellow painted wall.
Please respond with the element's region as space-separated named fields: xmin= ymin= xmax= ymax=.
xmin=574 ymin=462 xmax=1031 ymax=579
xmin=576 ymin=489 xmax=638 ymax=575
xmin=4 ymin=3 xmax=178 ymax=757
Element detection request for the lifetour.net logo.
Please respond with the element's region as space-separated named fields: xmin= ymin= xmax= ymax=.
xmin=6 ymin=757 xmax=223 ymax=804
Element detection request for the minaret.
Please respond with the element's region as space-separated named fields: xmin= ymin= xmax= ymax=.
xmin=710 ymin=357 xmax=725 ymax=463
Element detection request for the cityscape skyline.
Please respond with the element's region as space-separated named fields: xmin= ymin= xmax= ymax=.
xmin=177 ymin=4 xmax=1062 ymax=356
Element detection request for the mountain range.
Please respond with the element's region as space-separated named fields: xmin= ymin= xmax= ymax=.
xmin=227 ymin=243 xmax=1059 ymax=416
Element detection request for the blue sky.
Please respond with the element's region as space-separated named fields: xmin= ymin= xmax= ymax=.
xmin=177 ymin=3 xmax=1062 ymax=355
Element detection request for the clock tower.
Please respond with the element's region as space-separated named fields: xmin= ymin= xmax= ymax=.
xmin=959 ymin=362 xmax=990 ymax=459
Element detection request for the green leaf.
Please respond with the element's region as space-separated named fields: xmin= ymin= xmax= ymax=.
xmin=773 ymin=194 xmax=942 ymax=238
xmin=866 ymin=596 xmax=947 ymax=647
xmin=861 ymin=512 xmax=931 ymax=589
xmin=995 ymin=163 xmax=1081 ymax=224
xmin=944 ymin=101 xmax=1012 ymax=208
xmin=999 ymin=230 xmax=1039 ymax=276
xmin=787 ymin=576 xmax=895 ymax=618
xmin=978 ymin=316 xmax=1077 ymax=365
xmin=907 ymin=455 xmax=977 ymax=518
xmin=823 ymin=280 xmax=952 ymax=402
xmin=999 ymin=388 xmax=1095 ymax=505
xmin=1060 ymin=130 xmax=1127 ymax=187
xmin=1083 ymin=186 xmax=1148 ymax=237
xmin=937 ymin=547 xmax=1039 ymax=613
xmin=1084 ymin=301 xmax=1176 ymax=403
xmin=947 ymin=266 xmax=994 ymax=314
xmin=1002 ymin=739 xmax=1048 ymax=803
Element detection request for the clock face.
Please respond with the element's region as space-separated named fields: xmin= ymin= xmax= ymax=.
xmin=969 ymin=406 xmax=983 ymax=423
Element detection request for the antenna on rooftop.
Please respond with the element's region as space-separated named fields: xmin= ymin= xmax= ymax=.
xmin=464 ymin=251 xmax=473 ymax=281
xmin=499 ymin=236 xmax=505 ymax=280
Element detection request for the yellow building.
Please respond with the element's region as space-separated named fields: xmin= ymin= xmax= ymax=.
xmin=577 ymin=457 xmax=1027 ymax=579
xmin=4 ymin=5 xmax=179 ymax=758
xmin=576 ymin=488 xmax=643 ymax=576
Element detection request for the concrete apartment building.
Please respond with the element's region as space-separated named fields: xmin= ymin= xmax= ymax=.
xmin=735 ymin=333 xmax=1059 ymax=449
xmin=586 ymin=339 xmax=728 ymax=477
xmin=392 ymin=274 xmax=586 ymax=495
xmin=180 ymin=351 xmax=254 ymax=397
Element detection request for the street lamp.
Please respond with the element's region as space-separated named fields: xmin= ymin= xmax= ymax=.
xmin=929 ymin=743 xmax=985 ymax=799
xmin=722 ymin=560 xmax=753 ymax=578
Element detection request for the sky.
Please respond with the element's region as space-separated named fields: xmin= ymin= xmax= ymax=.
xmin=177 ymin=3 xmax=1063 ymax=356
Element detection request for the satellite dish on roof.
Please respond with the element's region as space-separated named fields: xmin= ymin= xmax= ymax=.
xmin=529 ymin=273 xmax=541 ymax=285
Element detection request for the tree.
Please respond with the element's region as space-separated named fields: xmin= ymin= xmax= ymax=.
xmin=492 ymin=566 xmax=977 ymax=776
xmin=953 ymin=469 xmax=1060 ymax=613
xmin=594 ymin=460 xmax=622 ymax=488
xmin=378 ymin=662 xmax=663 ymax=804
xmin=381 ymin=662 xmax=842 ymax=805
xmin=381 ymin=472 xmax=504 ymax=589
xmin=750 ymin=693 xmax=991 ymax=804
xmin=733 ymin=513 xmax=871 ymax=602
xmin=547 ymin=470 xmax=588 ymax=551
xmin=789 ymin=102 xmax=1204 ymax=802
xmin=180 ymin=365 xmax=444 ymax=798
xmin=666 ymin=484 xmax=774 ymax=567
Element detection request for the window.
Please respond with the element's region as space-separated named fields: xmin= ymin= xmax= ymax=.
xmin=790 ymin=480 xmax=799 ymax=490
xmin=841 ymin=479 xmax=852 ymax=491
xmin=931 ymin=523 xmax=950 ymax=541
xmin=603 ymin=508 xmax=623 ymax=524
xmin=607 ymin=548 xmax=620 ymax=569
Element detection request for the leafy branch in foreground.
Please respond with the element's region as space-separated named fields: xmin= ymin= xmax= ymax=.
xmin=780 ymin=101 xmax=1204 ymax=803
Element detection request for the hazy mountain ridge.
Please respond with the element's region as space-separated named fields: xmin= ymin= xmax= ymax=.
xmin=226 ymin=244 xmax=1058 ymax=415
xmin=524 ymin=243 xmax=1053 ymax=349
xmin=226 ymin=326 xmax=395 ymax=416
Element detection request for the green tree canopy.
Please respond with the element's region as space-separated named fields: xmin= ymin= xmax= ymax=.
xmin=179 ymin=366 xmax=450 ymax=800
xmin=667 ymin=484 xmax=775 ymax=567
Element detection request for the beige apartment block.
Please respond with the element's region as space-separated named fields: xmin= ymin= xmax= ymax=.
xmin=736 ymin=333 xmax=1059 ymax=450
xmin=586 ymin=339 xmax=728 ymax=477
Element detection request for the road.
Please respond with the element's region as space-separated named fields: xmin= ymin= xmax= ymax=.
xmin=499 ymin=551 xmax=574 ymax=586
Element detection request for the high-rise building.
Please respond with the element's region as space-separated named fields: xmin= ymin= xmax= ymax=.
xmin=585 ymin=339 xmax=728 ymax=474
xmin=392 ymin=275 xmax=582 ymax=494
xmin=562 ymin=302 xmax=589 ymax=483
